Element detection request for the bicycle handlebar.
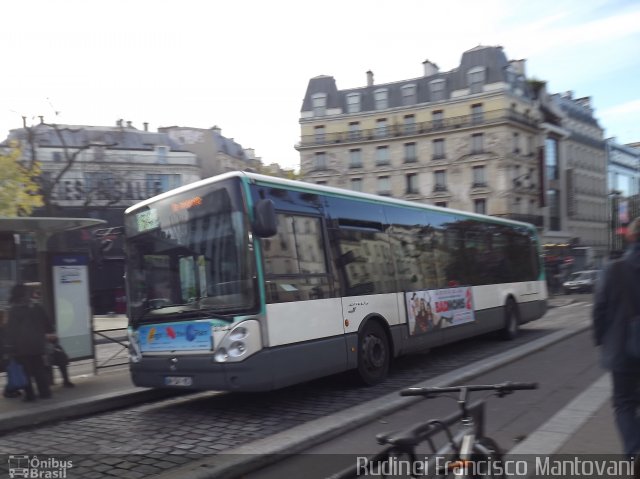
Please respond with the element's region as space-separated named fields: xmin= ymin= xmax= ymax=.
xmin=400 ymin=381 xmax=538 ymax=397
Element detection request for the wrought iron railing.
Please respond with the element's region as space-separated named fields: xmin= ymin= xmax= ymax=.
xmin=297 ymin=109 xmax=538 ymax=148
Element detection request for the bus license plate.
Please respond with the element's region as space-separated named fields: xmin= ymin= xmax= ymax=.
xmin=164 ymin=376 xmax=193 ymax=387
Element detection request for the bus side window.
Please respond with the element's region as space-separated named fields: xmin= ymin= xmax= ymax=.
xmin=262 ymin=214 xmax=332 ymax=304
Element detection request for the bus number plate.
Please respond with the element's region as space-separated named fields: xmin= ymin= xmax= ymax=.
xmin=164 ymin=376 xmax=193 ymax=387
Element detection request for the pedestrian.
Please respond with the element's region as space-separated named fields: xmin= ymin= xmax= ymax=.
xmin=46 ymin=339 xmax=74 ymax=388
xmin=5 ymin=284 xmax=53 ymax=401
xmin=593 ymin=216 xmax=640 ymax=463
xmin=0 ymin=310 xmax=21 ymax=398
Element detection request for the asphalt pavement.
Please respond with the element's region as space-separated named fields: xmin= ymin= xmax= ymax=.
xmin=0 ymin=296 xmax=631 ymax=479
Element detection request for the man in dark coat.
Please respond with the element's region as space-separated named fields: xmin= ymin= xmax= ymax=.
xmin=5 ymin=284 xmax=53 ymax=401
xmin=593 ymin=216 xmax=640 ymax=459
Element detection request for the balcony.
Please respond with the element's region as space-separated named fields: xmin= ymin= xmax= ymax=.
xmin=296 ymin=109 xmax=539 ymax=148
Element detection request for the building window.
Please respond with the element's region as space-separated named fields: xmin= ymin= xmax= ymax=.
xmin=314 ymin=152 xmax=327 ymax=170
xmin=349 ymin=149 xmax=362 ymax=168
xmin=435 ymin=201 xmax=447 ymax=207
xmin=474 ymin=198 xmax=487 ymax=214
xmin=403 ymin=114 xmax=416 ymax=134
xmin=471 ymin=103 xmax=483 ymax=123
xmin=314 ymin=125 xmax=325 ymax=144
xmin=472 ymin=165 xmax=486 ymax=187
xmin=376 ymin=146 xmax=390 ymax=165
xmin=406 ymin=173 xmax=418 ymax=194
xmin=432 ymin=110 xmax=444 ymax=129
xmin=548 ymin=188 xmax=560 ymax=230
xmin=401 ymin=84 xmax=417 ymax=106
xmin=433 ymin=139 xmax=445 ymax=160
xmin=430 ymin=79 xmax=445 ymax=101
xmin=52 ymin=151 xmax=62 ymax=162
xmin=316 ymin=181 xmax=327 ymax=185
xmin=374 ymin=89 xmax=388 ymax=110
xmin=404 ymin=142 xmax=417 ymax=163
xmin=376 ymin=118 xmax=387 ymax=138
xmin=434 ymin=170 xmax=447 ymax=191
xmin=468 ymin=67 xmax=486 ymax=94
xmin=351 ymin=178 xmax=362 ymax=191
xmin=145 ymin=173 xmax=180 ymax=196
xmin=346 ymin=93 xmax=361 ymax=113
xmin=545 ymin=137 xmax=559 ymax=180
xmin=513 ymin=132 xmax=520 ymax=153
xmin=471 ymin=133 xmax=484 ymax=154
xmin=348 ymin=121 xmax=360 ymax=140
xmin=156 ymin=146 xmax=167 ymax=164
xmin=312 ymin=93 xmax=327 ymax=116
xmin=377 ymin=176 xmax=390 ymax=195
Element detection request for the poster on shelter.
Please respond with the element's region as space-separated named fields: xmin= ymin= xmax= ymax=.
xmin=52 ymin=255 xmax=93 ymax=359
xmin=405 ymin=287 xmax=475 ymax=336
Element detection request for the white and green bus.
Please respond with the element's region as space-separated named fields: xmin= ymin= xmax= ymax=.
xmin=124 ymin=171 xmax=547 ymax=391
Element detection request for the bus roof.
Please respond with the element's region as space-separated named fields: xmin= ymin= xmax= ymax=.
xmin=124 ymin=171 xmax=537 ymax=231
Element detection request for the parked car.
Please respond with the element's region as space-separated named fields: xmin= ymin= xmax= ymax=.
xmin=563 ymin=270 xmax=599 ymax=294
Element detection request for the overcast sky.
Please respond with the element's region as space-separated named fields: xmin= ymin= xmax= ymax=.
xmin=2 ymin=0 xmax=639 ymax=170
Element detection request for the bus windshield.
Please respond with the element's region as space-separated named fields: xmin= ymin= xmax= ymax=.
xmin=124 ymin=179 xmax=255 ymax=322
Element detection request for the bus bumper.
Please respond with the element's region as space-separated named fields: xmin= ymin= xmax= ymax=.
xmin=130 ymin=350 xmax=276 ymax=392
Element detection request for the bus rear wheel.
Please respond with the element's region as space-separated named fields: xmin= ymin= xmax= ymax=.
xmin=357 ymin=321 xmax=390 ymax=385
xmin=500 ymin=298 xmax=520 ymax=340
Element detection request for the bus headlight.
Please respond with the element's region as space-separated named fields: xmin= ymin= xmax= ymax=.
xmin=214 ymin=348 xmax=229 ymax=362
xmin=228 ymin=341 xmax=246 ymax=357
xmin=213 ymin=320 xmax=261 ymax=363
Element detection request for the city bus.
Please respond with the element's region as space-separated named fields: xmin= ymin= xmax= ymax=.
xmin=123 ymin=171 xmax=547 ymax=391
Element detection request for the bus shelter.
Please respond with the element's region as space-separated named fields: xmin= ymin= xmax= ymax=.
xmin=0 ymin=217 xmax=106 ymax=360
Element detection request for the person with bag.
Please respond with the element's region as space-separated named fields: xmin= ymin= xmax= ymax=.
xmin=5 ymin=284 xmax=53 ymax=401
xmin=593 ymin=216 xmax=640 ymax=461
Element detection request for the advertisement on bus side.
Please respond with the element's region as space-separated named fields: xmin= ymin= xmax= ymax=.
xmin=405 ymin=287 xmax=475 ymax=336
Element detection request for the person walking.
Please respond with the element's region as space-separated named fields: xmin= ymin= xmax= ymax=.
xmin=5 ymin=284 xmax=53 ymax=401
xmin=593 ymin=216 xmax=640 ymax=461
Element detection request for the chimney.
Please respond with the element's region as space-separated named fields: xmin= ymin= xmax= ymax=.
xmin=143 ymin=122 xmax=148 ymax=131
xmin=22 ymin=116 xmax=27 ymax=128
xmin=126 ymin=121 xmax=132 ymax=128
xmin=509 ymin=59 xmax=526 ymax=76
xmin=366 ymin=70 xmax=374 ymax=87
xmin=422 ymin=60 xmax=439 ymax=77
xmin=117 ymin=119 xmax=123 ymax=127
xmin=39 ymin=116 xmax=44 ymax=124
xmin=211 ymin=125 xmax=221 ymax=134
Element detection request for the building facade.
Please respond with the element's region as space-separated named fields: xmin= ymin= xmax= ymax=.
xmin=4 ymin=119 xmax=200 ymax=313
xmin=606 ymin=138 xmax=640 ymax=252
xmin=297 ymin=46 xmax=543 ymax=227
xmin=159 ymin=125 xmax=261 ymax=178
xmin=297 ymin=45 xmax=611 ymax=269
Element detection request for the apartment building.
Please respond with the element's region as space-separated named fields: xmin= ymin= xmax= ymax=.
xmin=297 ymin=45 xmax=543 ymax=226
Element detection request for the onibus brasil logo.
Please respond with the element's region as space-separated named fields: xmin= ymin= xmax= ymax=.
xmin=8 ymin=455 xmax=72 ymax=479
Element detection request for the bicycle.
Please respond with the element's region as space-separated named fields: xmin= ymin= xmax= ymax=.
xmin=327 ymin=381 xmax=538 ymax=478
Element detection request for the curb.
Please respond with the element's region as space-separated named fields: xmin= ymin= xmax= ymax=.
xmin=153 ymin=320 xmax=591 ymax=479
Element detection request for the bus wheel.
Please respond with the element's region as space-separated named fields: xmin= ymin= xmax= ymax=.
xmin=501 ymin=298 xmax=520 ymax=340
xmin=357 ymin=321 xmax=390 ymax=385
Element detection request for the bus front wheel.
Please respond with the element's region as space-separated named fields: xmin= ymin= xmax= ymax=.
xmin=357 ymin=321 xmax=390 ymax=385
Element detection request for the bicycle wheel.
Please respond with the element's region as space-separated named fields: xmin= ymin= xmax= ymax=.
xmin=470 ymin=437 xmax=506 ymax=479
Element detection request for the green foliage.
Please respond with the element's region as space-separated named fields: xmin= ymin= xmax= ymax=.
xmin=0 ymin=144 xmax=44 ymax=216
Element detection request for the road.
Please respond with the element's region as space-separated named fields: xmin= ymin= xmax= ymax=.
xmin=0 ymin=295 xmax=594 ymax=479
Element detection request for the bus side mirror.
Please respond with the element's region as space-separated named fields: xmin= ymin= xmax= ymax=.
xmin=253 ymin=199 xmax=277 ymax=238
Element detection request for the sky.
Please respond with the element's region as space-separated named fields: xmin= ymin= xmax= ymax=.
xmin=2 ymin=0 xmax=639 ymax=171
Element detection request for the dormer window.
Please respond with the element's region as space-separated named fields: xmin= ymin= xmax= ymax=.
xmin=156 ymin=146 xmax=168 ymax=163
xmin=430 ymin=79 xmax=445 ymax=101
xmin=312 ymin=93 xmax=327 ymax=116
xmin=401 ymin=84 xmax=417 ymax=106
xmin=374 ymin=89 xmax=388 ymax=110
xmin=346 ymin=93 xmax=361 ymax=113
xmin=468 ymin=67 xmax=486 ymax=94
